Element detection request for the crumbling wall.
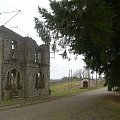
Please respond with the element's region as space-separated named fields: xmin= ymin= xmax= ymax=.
xmin=0 ymin=26 xmax=50 ymax=100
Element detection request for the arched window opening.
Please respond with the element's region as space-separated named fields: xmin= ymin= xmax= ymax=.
xmin=35 ymin=71 xmax=45 ymax=90
xmin=5 ymin=69 xmax=21 ymax=90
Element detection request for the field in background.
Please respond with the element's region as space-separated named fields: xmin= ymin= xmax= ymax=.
xmin=50 ymin=79 xmax=105 ymax=97
xmin=0 ymin=79 xmax=105 ymax=109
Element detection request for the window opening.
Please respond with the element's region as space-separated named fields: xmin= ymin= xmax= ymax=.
xmin=12 ymin=40 xmax=15 ymax=50
xmin=38 ymin=52 xmax=41 ymax=63
xmin=35 ymin=53 xmax=37 ymax=62
xmin=11 ymin=40 xmax=17 ymax=59
xmin=35 ymin=71 xmax=45 ymax=89
xmin=5 ymin=69 xmax=21 ymax=90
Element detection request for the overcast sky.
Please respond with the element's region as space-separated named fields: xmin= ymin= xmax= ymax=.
xmin=0 ymin=0 xmax=85 ymax=79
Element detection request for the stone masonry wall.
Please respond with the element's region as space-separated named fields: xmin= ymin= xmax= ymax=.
xmin=0 ymin=26 xmax=50 ymax=100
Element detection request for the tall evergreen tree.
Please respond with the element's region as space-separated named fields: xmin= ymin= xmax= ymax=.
xmin=35 ymin=0 xmax=120 ymax=90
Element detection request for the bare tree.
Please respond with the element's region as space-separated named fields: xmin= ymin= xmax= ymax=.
xmin=73 ymin=69 xmax=83 ymax=80
xmin=83 ymin=67 xmax=91 ymax=79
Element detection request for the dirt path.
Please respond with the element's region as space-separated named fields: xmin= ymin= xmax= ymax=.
xmin=0 ymin=87 xmax=120 ymax=120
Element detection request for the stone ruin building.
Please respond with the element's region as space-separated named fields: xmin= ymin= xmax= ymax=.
xmin=0 ymin=26 xmax=50 ymax=100
xmin=81 ymin=79 xmax=96 ymax=88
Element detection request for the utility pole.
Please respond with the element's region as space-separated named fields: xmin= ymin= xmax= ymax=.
xmin=88 ymin=68 xmax=90 ymax=88
xmin=68 ymin=69 xmax=70 ymax=89
xmin=71 ymin=69 xmax=72 ymax=89
xmin=92 ymin=72 xmax=93 ymax=80
xmin=83 ymin=70 xmax=84 ymax=79
xmin=96 ymin=71 xmax=97 ymax=88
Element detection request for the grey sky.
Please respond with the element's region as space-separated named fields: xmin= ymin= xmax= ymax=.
xmin=0 ymin=0 xmax=85 ymax=79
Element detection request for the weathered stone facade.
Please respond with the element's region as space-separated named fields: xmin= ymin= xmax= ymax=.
xmin=0 ymin=26 xmax=50 ymax=100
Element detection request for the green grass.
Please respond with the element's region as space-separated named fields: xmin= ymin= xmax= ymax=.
xmin=51 ymin=88 xmax=89 ymax=97
xmin=50 ymin=79 xmax=105 ymax=97
xmin=97 ymin=80 xmax=106 ymax=88
xmin=0 ymin=80 xmax=105 ymax=109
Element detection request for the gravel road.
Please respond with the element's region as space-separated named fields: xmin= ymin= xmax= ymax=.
xmin=0 ymin=87 xmax=120 ymax=120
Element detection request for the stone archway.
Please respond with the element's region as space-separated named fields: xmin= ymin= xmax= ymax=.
xmin=83 ymin=81 xmax=88 ymax=88
xmin=6 ymin=68 xmax=21 ymax=97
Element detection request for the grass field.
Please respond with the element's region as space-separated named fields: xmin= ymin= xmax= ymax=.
xmin=50 ymin=79 xmax=105 ymax=97
xmin=0 ymin=79 xmax=105 ymax=109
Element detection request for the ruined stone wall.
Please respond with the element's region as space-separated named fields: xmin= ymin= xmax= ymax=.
xmin=0 ymin=27 xmax=26 ymax=99
xmin=0 ymin=31 xmax=3 ymax=100
xmin=0 ymin=26 xmax=50 ymax=100
xmin=25 ymin=43 xmax=50 ymax=97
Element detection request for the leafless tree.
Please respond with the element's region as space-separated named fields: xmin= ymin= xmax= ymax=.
xmin=73 ymin=69 xmax=83 ymax=80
